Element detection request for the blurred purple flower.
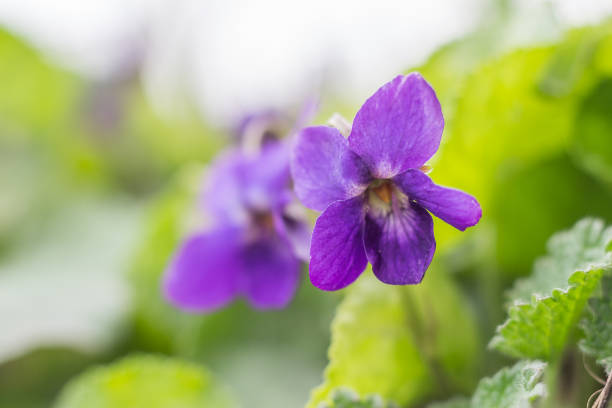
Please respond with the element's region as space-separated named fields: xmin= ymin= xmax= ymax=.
xmin=163 ymin=143 xmax=310 ymax=312
xmin=290 ymin=73 xmax=481 ymax=290
xmin=234 ymin=99 xmax=318 ymax=154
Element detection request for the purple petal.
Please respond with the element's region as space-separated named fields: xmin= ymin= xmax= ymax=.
xmin=241 ymin=238 xmax=300 ymax=309
xmin=201 ymin=149 xmax=248 ymax=224
xmin=393 ymin=169 xmax=481 ymax=231
xmin=240 ymin=143 xmax=292 ymax=212
xmin=202 ymin=144 xmax=291 ymax=223
xmin=364 ymin=201 xmax=435 ymax=285
xmin=349 ymin=73 xmax=444 ymax=178
xmin=163 ymin=228 xmax=242 ymax=312
xmin=235 ymin=109 xmax=289 ymax=149
xmin=291 ymin=126 xmax=371 ymax=211
xmin=309 ymin=196 xmax=368 ymax=291
xmin=273 ymin=205 xmax=312 ymax=261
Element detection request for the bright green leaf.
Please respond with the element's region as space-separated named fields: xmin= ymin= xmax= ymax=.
xmin=490 ymin=219 xmax=612 ymax=359
xmin=306 ymin=266 xmax=480 ymax=408
xmin=319 ymin=388 xmax=398 ymax=408
xmin=580 ymin=273 xmax=612 ymax=373
xmin=428 ymin=361 xmax=547 ymax=408
xmin=53 ymin=355 xmax=237 ymax=408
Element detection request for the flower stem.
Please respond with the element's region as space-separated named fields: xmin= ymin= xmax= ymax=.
xmin=595 ymin=371 xmax=612 ymax=408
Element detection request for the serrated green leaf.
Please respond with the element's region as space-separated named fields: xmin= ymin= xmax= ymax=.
xmin=509 ymin=218 xmax=612 ymax=303
xmin=53 ymin=355 xmax=237 ymax=408
xmin=491 ymin=219 xmax=612 ymax=359
xmin=580 ymin=273 xmax=612 ymax=373
xmin=428 ymin=361 xmax=546 ymax=408
xmin=306 ymin=266 xmax=480 ymax=408
xmin=471 ymin=361 xmax=547 ymax=408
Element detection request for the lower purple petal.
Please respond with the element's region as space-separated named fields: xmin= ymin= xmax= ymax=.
xmin=163 ymin=228 xmax=242 ymax=312
xmin=241 ymin=238 xmax=300 ymax=309
xmin=393 ymin=169 xmax=481 ymax=231
xmin=309 ymin=196 xmax=368 ymax=291
xmin=364 ymin=202 xmax=435 ymax=285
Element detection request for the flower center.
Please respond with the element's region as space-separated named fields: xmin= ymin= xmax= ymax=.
xmin=372 ymin=180 xmax=393 ymax=204
xmin=251 ymin=210 xmax=276 ymax=232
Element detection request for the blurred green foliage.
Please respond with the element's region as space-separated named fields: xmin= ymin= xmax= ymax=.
xmin=53 ymin=355 xmax=236 ymax=408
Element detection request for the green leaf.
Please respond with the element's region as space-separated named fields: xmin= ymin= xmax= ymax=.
xmin=427 ymin=397 xmax=470 ymax=408
xmin=537 ymin=27 xmax=603 ymax=97
xmin=306 ymin=266 xmax=480 ymax=408
xmin=572 ymin=78 xmax=612 ymax=185
xmin=580 ymin=273 xmax=612 ymax=373
xmin=471 ymin=361 xmax=547 ymax=408
xmin=509 ymin=218 xmax=612 ymax=303
xmin=490 ymin=154 xmax=612 ymax=276
xmin=490 ymin=218 xmax=612 ymax=359
xmin=319 ymin=388 xmax=398 ymax=408
xmin=53 ymin=354 xmax=237 ymax=408
xmin=428 ymin=23 xmax=612 ymax=251
xmin=428 ymin=361 xmax=546 ymax=408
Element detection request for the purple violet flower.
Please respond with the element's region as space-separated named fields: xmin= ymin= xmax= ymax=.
xmin=290 ymin=73 xmax=481 ymax=290
xmin=163 ymin=142 xmax=310 ymax=312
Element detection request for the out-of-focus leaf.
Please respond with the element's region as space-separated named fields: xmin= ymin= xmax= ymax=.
xmin=0 ymin=348 xmax=96 ymax=408
xmin=427 ymin=397 xmax=470 ymax=408
xmin=428 ymin=360 xmax=546 ymax=408
xmin=580 ymin=273 xmax=612 ymax=373
xmin=53 ymin=354 xmax=236 ymax=408
xmin=128 ymin=165 xmax=201 ymax=352
xmin=319 ymin=389 xmax=397 ymax=408
xmin=537 ymin=27 xmax=604 ymax=97
xmin=572 ymin=79 xmax=612 ymax=185
xmin=491 ymin=155 xmax=612 ymax=275
xmin=429 ymin=22 xmax=612 ymax=251
xmin=490 ymin=219 xmax=612 ymax=359
xmin=306 ymin=267 xmax=480 ymax=408
xmin=0 ymin=199 xmax=142 ymax=362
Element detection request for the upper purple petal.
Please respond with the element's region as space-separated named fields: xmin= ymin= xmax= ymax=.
xmin=348 ymin=73 xmax=444 ymax=178
xmin=201 ymin=149 xmax=248 ymax=224
xmin=202 ymin=144 xmax=292 ymax=223
xmin=363 ymin=200 xmax=435 ymax=285
xmin=239 ymin=143 xmax=292 ymax=212
xmin=309 ymin=196 xmax=368 ymax=291
xmin=393 ymin=169 xmax=482 ymax=231
xmin=241 ymin=237 xmax=300 ymax=309
xmin=291 ymin=126 xmax=371 ymax=211
xmin=163 ymin=228 xmax=242 ymax=312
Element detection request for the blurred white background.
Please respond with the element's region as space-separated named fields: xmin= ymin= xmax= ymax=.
xmin=1 ymin=0 xmax=612 ymax=123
